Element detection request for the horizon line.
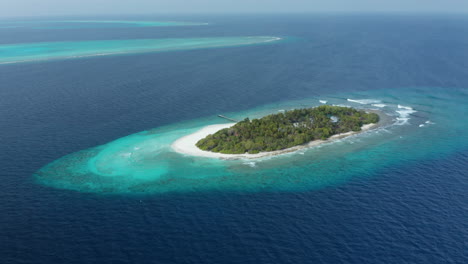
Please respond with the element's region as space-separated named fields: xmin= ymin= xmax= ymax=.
xmin=1 ymin=11 xmax=468 ymax=20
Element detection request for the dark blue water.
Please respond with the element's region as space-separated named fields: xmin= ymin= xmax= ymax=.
xmin=1 ymin=14 xmax=467 ymax=263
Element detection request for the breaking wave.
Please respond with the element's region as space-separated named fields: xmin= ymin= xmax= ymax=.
xmin=395 ymin=105 xmax=417 ymax=125
xmin=347 ymin=99 xmax=382 ymax=105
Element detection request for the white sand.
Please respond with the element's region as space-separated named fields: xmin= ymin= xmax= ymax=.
xmin=171 ymin=123 xmax=377 ymax=160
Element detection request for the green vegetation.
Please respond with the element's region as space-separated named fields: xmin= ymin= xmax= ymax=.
xmin=196 ymin=105 xmax=379 ymax=154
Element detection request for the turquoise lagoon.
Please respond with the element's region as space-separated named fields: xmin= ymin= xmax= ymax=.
xmin=0 ymin=20 xmax=207 ymax=29
xmin=0 ymin=36 xmax=281 ymax=64
xmin=35 ymin=87 xmax=468 ymax=194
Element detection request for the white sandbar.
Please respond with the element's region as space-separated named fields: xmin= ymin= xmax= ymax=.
xmin=171 ymin=123 xmax=377 ymax=160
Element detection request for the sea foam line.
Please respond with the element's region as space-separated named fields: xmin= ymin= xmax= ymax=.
xmin=347 ymin=99 xmax=382 ymax=105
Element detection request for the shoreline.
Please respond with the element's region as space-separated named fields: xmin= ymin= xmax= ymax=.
xmin=171 ymin=122 xmax=379 ymax=160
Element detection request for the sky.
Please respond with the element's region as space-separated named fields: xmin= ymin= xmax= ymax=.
xmin=1 ymin=0 xmax=468 ymax=18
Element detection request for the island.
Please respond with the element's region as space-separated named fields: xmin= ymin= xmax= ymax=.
xmin=196 ymin=105 xmax=379 ymax=154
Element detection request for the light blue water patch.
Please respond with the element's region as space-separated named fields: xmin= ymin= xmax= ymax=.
xmin=0 ymin=36 xmax=282 ymax=64
xmin=0 ymin=20 xmax=208 ymax=29
xmin=0 ymin=26 xmax=22 ymax=29
xmin=35 ymin=87 xmax=468 ymax=194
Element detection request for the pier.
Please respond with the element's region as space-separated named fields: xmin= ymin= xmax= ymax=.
xmin=218 ymin=115 xmax=238 ymax=122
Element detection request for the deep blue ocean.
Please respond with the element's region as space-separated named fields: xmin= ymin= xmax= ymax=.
xmin=1 ymin=14 xmax=467 ymax=263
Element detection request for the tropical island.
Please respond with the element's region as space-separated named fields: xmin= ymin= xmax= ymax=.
xmin=195 ymin=105 xmax=379 ymax=154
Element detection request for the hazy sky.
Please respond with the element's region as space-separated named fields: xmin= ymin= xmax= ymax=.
xmin=1 ymin=0 xmax=468 ymax=17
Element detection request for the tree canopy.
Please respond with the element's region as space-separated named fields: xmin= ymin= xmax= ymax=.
xmin=196 ymin=105 xmax=379 ymax=154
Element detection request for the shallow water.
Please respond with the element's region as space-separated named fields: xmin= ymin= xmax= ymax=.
xmin=36 ymin=87 xmax=468 ymax=194
xmin=0 ymin=20 xmax=208 ymax=29
xmin=0 ymin=36 xmax=280 ymax=64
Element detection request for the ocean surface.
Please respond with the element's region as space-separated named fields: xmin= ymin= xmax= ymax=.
xmin=1 ymin=14 xmax=467 ymax=263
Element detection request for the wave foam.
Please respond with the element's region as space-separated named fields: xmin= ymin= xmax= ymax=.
xmin=347 ymin=99 xmax=381 ymax=105
xmin=319 ymin=100 xmax=327 ymax=104
xmin=395 ymin=105 xmax=417 ymax=125
xmin=244 ymin=162 xmax=257 ymax=167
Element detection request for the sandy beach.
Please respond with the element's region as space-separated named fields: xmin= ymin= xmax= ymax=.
xmin=171 ymin=122 xmax=377 ymax=160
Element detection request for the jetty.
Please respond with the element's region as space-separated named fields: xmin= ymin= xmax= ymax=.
xmin=218 ymin=115 xmax=238 ymax=122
